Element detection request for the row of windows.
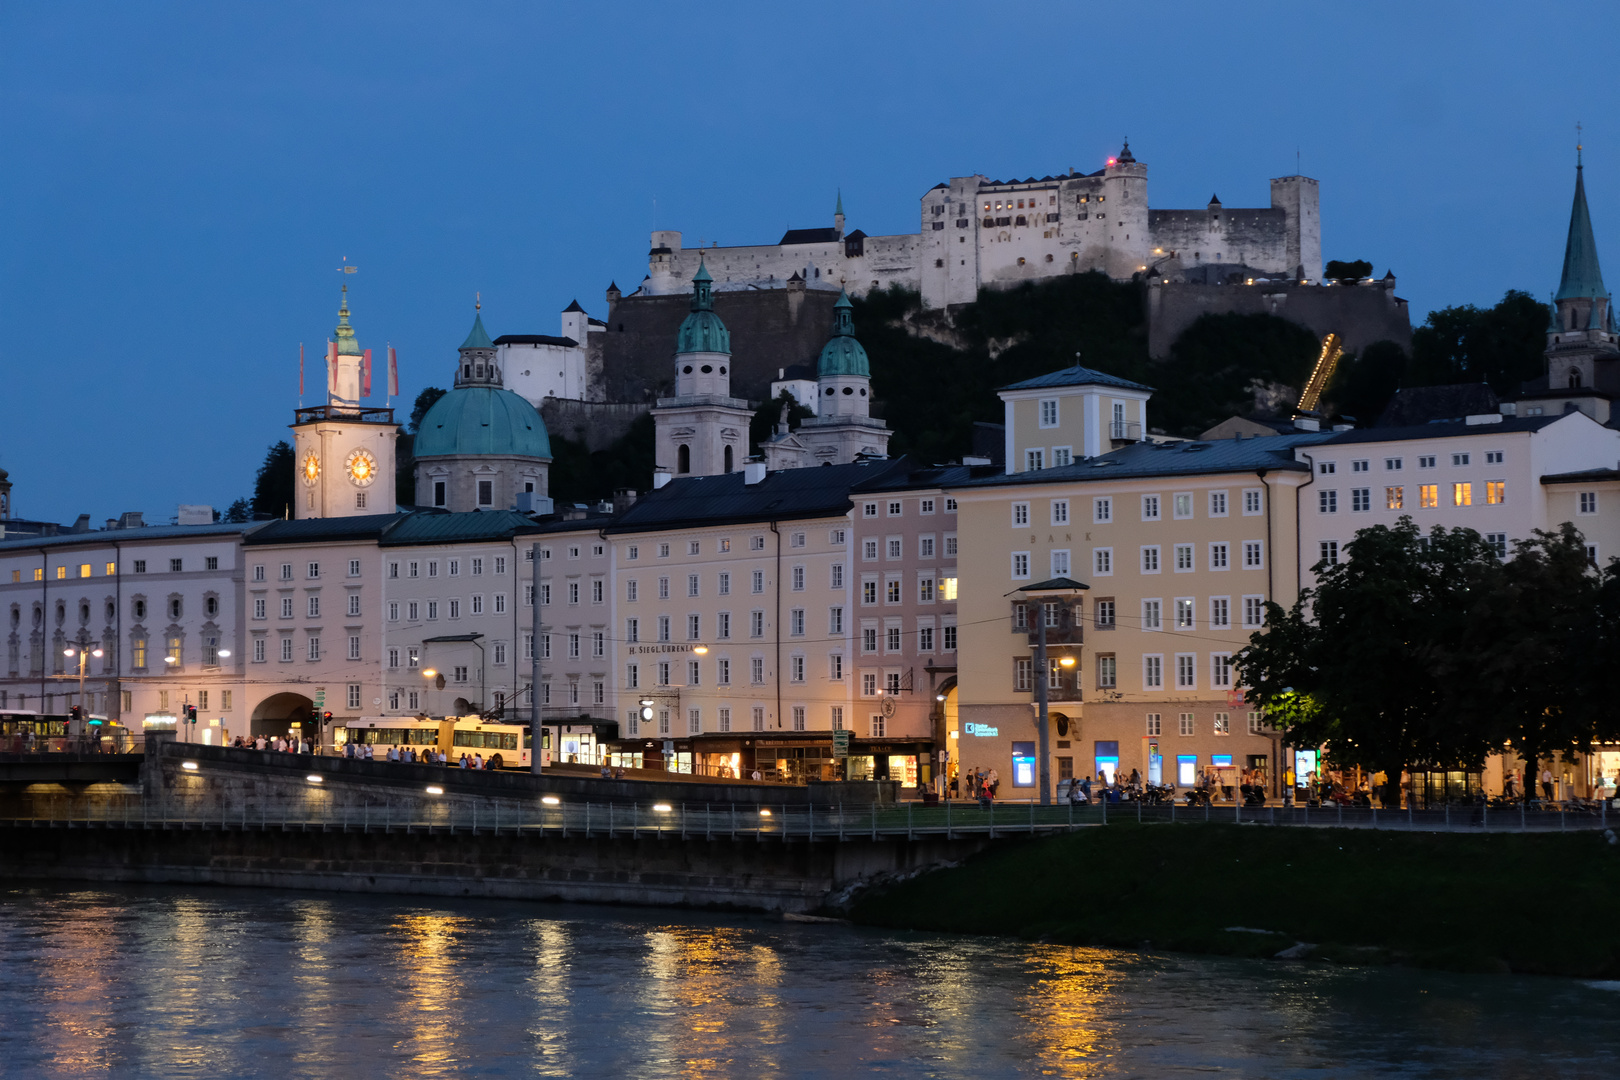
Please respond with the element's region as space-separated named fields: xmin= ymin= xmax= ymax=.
xmin=1013 ymin=490 xmax=1263 ymax=526
xmin=1089 ymin=652 xmax=1239 ymax=692
xmin=860 ymin=498 xmax=954 ymax=518
xmin=621 ymin=610 xmax=959 ymax=647
xmin=1028 ymin=595 xmax=1265 ymax=633
xmin=626 ymin=703 xmax=887 ymax=738
xmin=1317 ymin=451 xmax=1505 ymax=475
xmin=860 ymin=535 xmax=959 ymax=561
xmin=1142 ymin=711 xmax=1266 ymax=737
xmin=1320 ymin=483 xmax=1506 ymax=513
xmin=383 ymin=557 xmax=506 ymax=580
xmin=1013 ymin=542 xmax=1264 ymax=580
xmin=10 ymin=557 xmax=221 ymax=583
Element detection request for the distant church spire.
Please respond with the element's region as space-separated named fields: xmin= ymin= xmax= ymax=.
xmin=334 ymin=283 xmax=361 ymax=356
xmin=1556 ymin=146 xmax=1608 ymax=302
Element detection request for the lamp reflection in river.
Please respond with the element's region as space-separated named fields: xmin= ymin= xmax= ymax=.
xmin=389 ymin=911 xmax=470 ymax=1070
xmin=525 ymin=920 xmax=574 ymax=1068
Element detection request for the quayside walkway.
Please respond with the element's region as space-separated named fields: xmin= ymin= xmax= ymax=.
xmin=5 ymin=792 xmax=1612 ymax=839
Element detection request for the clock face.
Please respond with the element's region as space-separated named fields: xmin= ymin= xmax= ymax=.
xmin=345 ymin=448 xmax=378 ymax=487
xmin=301 ymin=452 xmax=320 ymax=486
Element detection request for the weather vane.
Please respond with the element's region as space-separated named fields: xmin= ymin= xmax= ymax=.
xmin=337 ymin=256 xmax=358 ymax=275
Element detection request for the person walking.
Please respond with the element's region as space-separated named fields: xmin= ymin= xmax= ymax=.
xmin=1541 ymin=766 xmax=1555 ymax=802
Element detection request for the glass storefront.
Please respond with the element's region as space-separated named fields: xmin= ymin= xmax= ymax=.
xmin=1011 ymin=742 xmax=1036 ymax=787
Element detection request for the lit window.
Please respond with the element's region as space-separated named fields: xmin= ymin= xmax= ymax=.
xmin=1486 ymin=481 xmax=1506 ymax=505
xmin=1419 ymin=485 xmax=1439 ymax=509
xmin=1452 ymin=482 xmax=1471 ymax=507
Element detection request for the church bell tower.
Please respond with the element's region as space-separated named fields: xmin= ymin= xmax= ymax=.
xmin=290 ymin=282 xmax=399 ymax=518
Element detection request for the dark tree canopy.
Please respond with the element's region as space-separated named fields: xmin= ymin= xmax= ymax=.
xmin=1326 ymin=339 xmax=1409 ymax=425
xmin=1324 ymin=259 xmax=1373 ymax=281
xmin=1407 ymin=290 xmax=1548 ymax=395
xmin=547 ymin=414 xmax=655 ymax=504
xmin=1151 ymin=312 xmax=1321 ymax=436
xmin=408 ymin=387 xmax=448 ymax=433
xmin=749 ymin=391 xmax=815 ymax=453
xmin=250 ymin=440 xmax=296 ymax=520
xmin=221 ymin=498 xmax=253 ymax=523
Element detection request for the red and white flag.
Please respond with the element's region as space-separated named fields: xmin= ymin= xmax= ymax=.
xmin=387 ymin=345 xmax=399 ymax=397
xmin=327 ymin=341 xmax=338 ymax=395
xmin=298 ymin=343 xmax=304 ymax=397
xmin=362 ymin=349 xmax=372 ymax=397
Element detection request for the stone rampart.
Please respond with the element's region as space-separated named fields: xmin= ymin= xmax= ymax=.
xmin=1147 ymin=280 xmax=1412 ymax=359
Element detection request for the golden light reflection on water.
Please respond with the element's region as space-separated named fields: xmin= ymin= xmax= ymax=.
xmin=1016 ymin=944 xmax=1131 ymax=1074
xmin=29 ymin=892 xmax=125 ymax=1074
xmin=638 ymin=923 xmax=786 ymax=1079
xmin=389 ymin=909 xmax=471 ymax=1073
xmin=525 ymin=918 xmax=573 ymax=1069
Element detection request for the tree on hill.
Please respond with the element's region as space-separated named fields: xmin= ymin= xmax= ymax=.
xmin=408 ymin=387 xmax=448 ymax=432
xmin=1324 ymin=259 xmax=1373 ymax=281
xmin=221 ymin=498 xmax=253 ymax=523
xmin=1234 ymin=519 xmax=1505 ymax=807
xmin=749 ymin=391 xmax=815 ymax=454
xmin=250 ymin=440 xmax=296 ymax=520
xmin=1152 ymin=313 xmax=1320 ymax=436
xmin=1407 ymin=290 xmax=1548 ymax=395
xmin=1325 ymin=339 xmax=1409 ymax=425
xmin=547 ymin=413 xmax=655 ymax=505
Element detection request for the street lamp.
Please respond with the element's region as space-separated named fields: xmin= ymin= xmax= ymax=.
xmin=63 ymin=637 xmax=104 ymax=750
xmin=1013 ymin=576 xmax=1089 ymax=806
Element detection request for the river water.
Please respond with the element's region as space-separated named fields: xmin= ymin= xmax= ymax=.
xmin=0 ymin=884 xmax=1614 ymax=1079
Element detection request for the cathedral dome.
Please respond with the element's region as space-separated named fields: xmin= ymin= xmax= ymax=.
xmin=413 ymin=386 xmax=552 ymax=460
xmin=676 ymin=258 xmax=731 ymax=355
xmin=817 ymin=291 xmax=870 ymax=378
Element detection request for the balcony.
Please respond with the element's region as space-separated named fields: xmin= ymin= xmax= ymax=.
xmin=1109 ymin=420 xmax=1142 ymax=443
xmin=1012 ymin=600 xmax=1085 ymax=647
xmin=294 ymin=405 xmax=397 ymax=425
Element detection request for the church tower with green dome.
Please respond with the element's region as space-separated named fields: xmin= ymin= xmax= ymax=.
xmin=290 ymin=283 xmax=399 ymax=519
xmin=761 ymin=290 xmax=890 ymax=469
xmin=652 ymin=258 xmax=753 ymax=478
xmin=412 ymin=304 xmax=554 ymax=512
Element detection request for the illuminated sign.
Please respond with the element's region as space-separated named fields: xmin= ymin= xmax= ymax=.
xmin=964 ymin=723 xmax=999 ymax=737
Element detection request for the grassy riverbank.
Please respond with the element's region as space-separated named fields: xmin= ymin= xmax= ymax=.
xmin=846 ymin=823 xmax=1620 ymax=978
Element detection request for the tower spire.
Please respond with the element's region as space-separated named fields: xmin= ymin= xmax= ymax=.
xmin=1556 ymin=146 xmax=1608 ymax=302
xmin=334 ymin=283 xmax=361 ymax=356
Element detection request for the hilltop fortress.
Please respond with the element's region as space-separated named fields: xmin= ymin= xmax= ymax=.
xmin=636 ymin=141 xmax=1321 ymax=309
xmin=495 ymin=142 xmax=1407 ymax=449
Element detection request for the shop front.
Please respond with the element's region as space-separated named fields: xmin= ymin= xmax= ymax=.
xmin=844 ymin=739 xmax=933 ymax=791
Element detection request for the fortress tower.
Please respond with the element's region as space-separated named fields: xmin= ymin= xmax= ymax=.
xmin=290 ymin=285 xmax=398 ymax=518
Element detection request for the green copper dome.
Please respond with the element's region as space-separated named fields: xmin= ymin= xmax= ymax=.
xmin=817 ymin=291 xmax=869 ymax=378
xmin=413 ymin=386 xmax=552 ymax=459
xmin=676 ymin=257 xmax=731 ymax=355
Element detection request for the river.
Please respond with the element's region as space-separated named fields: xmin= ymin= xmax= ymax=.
xmin=0 ymin=884 xmax=1614 ymax=1078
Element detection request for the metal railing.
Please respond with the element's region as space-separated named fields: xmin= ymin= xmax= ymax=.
xmin=2 ymin=794 xmax=1612 ymax=839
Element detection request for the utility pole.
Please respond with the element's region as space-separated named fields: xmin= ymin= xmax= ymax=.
xmin=530 ymin=541 xmax=543 ymax=774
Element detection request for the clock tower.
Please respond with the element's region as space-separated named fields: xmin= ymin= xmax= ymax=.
xmin=290 ymin=284 xmax=398 ymax=518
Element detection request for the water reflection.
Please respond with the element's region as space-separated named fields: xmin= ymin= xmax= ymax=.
xmin=0 ymin=884 xmax=1617 ymax=1079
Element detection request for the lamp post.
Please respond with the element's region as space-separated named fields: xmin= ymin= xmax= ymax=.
xmin=530 ymin=541 xmax=543 ymax=774
xmin=63 ymin=634 xmax=104 ymax=751
xmin=1014 ymin=578 xmax=1089 ymax=806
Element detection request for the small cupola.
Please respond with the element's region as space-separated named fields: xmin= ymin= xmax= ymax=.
xmin=673 ymin=257 xmax=732 ymax=397
xmin=455 ymin=299 xmax=501 ymax=388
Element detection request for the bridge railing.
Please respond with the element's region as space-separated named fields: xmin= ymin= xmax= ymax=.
xmin=3 ymin=793 xmax=1609 ymax=837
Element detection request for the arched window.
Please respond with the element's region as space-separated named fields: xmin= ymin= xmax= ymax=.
xmin=1570 ymin=369 xmax=1584 ymax=388
xmin=723 ymin=445 xmax=734 ymax=473
xmin=677 ymin=444 xmax=691 ymax=474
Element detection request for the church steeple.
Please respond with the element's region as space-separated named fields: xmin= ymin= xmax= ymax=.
xmin=1556 ymin=148 xmax=1608 ymax=303
xmin=334 ymin=284 xmax=362 ymax=357
xmin=454 ymin=298 xmax=500 ymax=388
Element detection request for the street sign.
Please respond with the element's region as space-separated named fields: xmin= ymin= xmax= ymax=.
xmin=832 ymin=729 xmax=850 ymax=757
xmin=313 ymin=687 xmax=327 ymax=708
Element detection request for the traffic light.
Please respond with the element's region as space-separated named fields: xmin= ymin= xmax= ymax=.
xmin=322 ymin=711 xmax=333 ymax=725
xmin=185 ymin=705 xmax=198 ymax=724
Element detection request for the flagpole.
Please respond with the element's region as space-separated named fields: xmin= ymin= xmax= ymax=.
xmin=298 ymin=342 xmax=304 ymax=407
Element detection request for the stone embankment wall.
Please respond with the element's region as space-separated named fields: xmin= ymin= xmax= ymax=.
xmin=0 ymin=742 xmax=965 ymax=912
xmin=1147 ymin=280 xmax=1412 ymax=359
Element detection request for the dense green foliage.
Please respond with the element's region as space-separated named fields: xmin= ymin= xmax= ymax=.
xmin=1323 ymin=259 xmax=1373 ymax=281
xmin=250 ymin=440 xmax=295 ymax=520
xmin=1407 ymin=290 xmax=1549 ymax=395
xmin=1150 ymin=313 xmax=1320 ymax=435
xmin=547 ymin=413 xmax=655 ymax=505
xmin=855 ymin=275 xmax=1337 ymax=452
xmin=849 ymin=824 xmax=1620 ymax=977
xmin=749 ymin=391 xmax=815 ymax=452
xmin=408 ymin=387 xmax=448 ymax=433
xmin=1324 ymin=339 xmax=1408 ymax=425
xmin=1235 ymin=520 xmax=1619 ymax=807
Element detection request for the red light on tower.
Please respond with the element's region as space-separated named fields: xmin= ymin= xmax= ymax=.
xmin=1106 ymin=157 xmax=1117 ymax=166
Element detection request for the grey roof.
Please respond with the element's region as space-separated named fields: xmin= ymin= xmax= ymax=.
xmin=778 ymin=227 xmax=841 ymax=246
xmin=998 ymin=363 xmax=1155 ymax=393
xmin=1540 ymin=468 xmax=1620 ymax=484
xmin=493 ymin=334 xmax=578 ymax=347
xmin=1019 ymin=577 xmax=1091 ymax=592
xmin=950 ymin=434 xmax=1330 ymax=489
xmin=1314 ymin=415 xmax=1562 ymax=447
xmin=854 ymin=463 xmax=987 ymax=494
xmin=244 ymin=510 xmax=543 ymax=549
xmin=0 ymin=521 xmax=254 ymax=554
xmin=607 ymin=459 xmax=912 ymax=533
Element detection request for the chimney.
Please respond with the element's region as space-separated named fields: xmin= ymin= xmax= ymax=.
xmin=613 ymin=488 xmax=638 ymax=515
xmin=1293 ymin=417 xmax=1320 ymax=432
xmin=653 ymin=468 xmax=672 ymax=490
xmin=744 ymin=460 xmax=768 ymax=485
xmin=104 ymin=519 xmax=118 ymax=531
xmin=71 ymin=514 xmax=91 ymax=533
xmin=118 ymin=511 xmax=144 ymax=529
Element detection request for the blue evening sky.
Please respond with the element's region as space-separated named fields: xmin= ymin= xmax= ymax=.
xmin=2 ymin=2 xmax=1617 ymax=524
